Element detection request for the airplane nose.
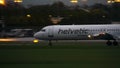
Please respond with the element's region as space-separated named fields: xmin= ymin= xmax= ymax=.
xmin=34 ymin=32 xmax=39 ymax=39
xmin=34 ymin=32 xmax=44 ymax=39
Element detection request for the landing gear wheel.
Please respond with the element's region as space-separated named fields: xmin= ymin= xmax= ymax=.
xmin=113 ymin=40 xmax=118 ymax=46
xmin=49 ymin=40 xmax=52 ymax=46
xmin=106 ymin=40 xmax=112 ymax=46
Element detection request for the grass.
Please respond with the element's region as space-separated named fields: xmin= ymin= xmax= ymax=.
xmin=0 ymin=41 xmax=120 ymax=68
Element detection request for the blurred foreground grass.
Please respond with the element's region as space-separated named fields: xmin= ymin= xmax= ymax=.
xmin=0 ymin=41 xmax=120 ymax=68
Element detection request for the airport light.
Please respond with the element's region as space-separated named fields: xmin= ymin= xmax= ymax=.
xmin=0 ymin=38 xmax=16 ymax=42
xmin=14 ymin=0 xmax=23 ymax=3
xmin=115 ymin=0 xmax=120 ymax=2
xmin=70 ymin=0 xmax=79 ymax=9
xmin=107 ymin=0 xmax=115 ymax=4
xmin=88 ymin=35 xmax=92 ymax=38
xmin=107 ymin=1 xmax=111 ymax=4
xmin=70 ymin=0 xmax=78 ymax=4
xmin=33 ymin=39 xmax=39 ymax=43
xmin=107 ymin=0 xmax=120 ymax=4
xmin=0 ymin=0 xmax=5 ymax=5
xmin=26 ymin=14 xmax=31 ymax=18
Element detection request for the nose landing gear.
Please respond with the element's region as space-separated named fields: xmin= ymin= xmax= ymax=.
xmin=49 ymin=40 xmax=52 ymax=46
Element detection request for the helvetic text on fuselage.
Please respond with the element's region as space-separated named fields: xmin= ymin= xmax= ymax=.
xmin=58 ymin=28 xmax=88 ymax=35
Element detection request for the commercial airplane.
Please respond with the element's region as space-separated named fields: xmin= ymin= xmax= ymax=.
xmin=34 ymin=24 xmax=120 ymax=46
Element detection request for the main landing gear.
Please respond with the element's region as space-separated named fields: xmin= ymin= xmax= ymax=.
xmin=106 ymin=40 xmax=119 ymax=46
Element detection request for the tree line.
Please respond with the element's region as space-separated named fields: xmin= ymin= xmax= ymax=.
xmin=0 ymin=1 xmax=120 ymax=27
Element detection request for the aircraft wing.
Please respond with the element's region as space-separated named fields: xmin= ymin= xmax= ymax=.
xmin=91 ymin=33 xmax=116 ymax=40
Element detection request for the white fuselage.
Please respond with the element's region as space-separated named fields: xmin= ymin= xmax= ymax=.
xmin=34 ymin=25 xmax=120 ymax=40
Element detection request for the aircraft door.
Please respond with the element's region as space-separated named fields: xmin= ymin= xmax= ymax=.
xmin=48 ymin=26 xmax=54 ymax=39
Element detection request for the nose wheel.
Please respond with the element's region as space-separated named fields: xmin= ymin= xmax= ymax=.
xmin=49 ymin=40 xmax=52 ymax=46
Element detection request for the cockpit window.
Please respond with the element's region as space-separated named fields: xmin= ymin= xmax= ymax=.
xmin=41 ymin=29 xmax=46 ymax=32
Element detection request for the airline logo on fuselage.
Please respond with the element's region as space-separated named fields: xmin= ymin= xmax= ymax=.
xmin=58 ymin=28 xmax=88 ymax=35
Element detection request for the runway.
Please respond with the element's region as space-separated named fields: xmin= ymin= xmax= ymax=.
xmin=0 ymin=37 xmax=35 ymax=42
xmin=0 ymin=37 xmax=120 ymax=43
xmin=0 ymin=37 xmax=119 ymax=46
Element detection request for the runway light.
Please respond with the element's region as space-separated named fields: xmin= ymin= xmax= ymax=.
xmin=27 ymin=14 xmax=31 ymax=18
xmin=88 ymin=35 xmax=92 ymax=38
xmin=0 ymin=38 xmax=16 ymax=42
xmin=0 ymin=0 xmax=5 ymax=5
xmin=115 ymin=0 xmax=120 ymax=2
xmin=70 ymin=0 xmax=78 ymax=4
xmin=107 ymin=0 xmax=120 ymax=3
xmin=14 ymin=0 xmax=23 ymax=3
xmin=33 ymin=39 xmax=39 ymax=43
